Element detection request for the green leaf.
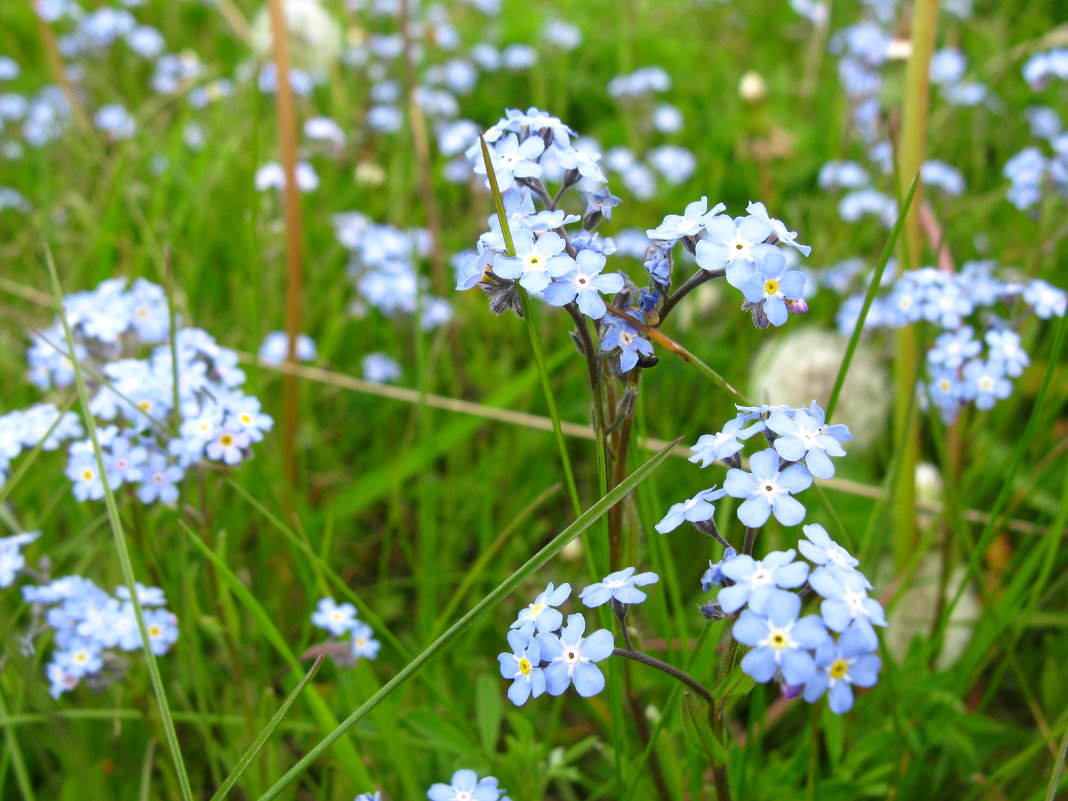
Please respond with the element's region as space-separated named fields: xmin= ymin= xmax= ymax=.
xmin=679 ymin=693 xmax=727 ymax=763
xmin=475 ymin=673 xmax=502 ymax=754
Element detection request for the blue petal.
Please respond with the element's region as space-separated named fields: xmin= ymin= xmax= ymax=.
xmin=572 ymin=662 xmax=606 ymax=697
xmin=748 ymin=448 xmax=780 ymax=479
xmin=737 ymin=495 xmax=772 ymax=528
xmin=765 ymin=296 xmax=789 ymax=326
xmin=777 ymin=463 xmax=813 ymax=493
xmin=740 ymin=647 xmax=778 ymax=682
xmin=613 ymin=585 xmax=648 ymax=604
xmin=820 ymin=599 xmax=852 ymax=632
xmin=580 ymin=585 xmax=613 ymax=608
xmin=779 ymin=271 xmax=805 ymax=298
xmin=536 ymin=632 xmax=562 ymax=661
xmin=781 ymin=648 xmax=816 ymax=685
xmin=538 ymin=607 xmax=563 ymax=633
xmin=543 ymin=662 xmax=571 ymax=696
xmin=508 ymin=676 xmax=532 ymax=705
xmin=721 ymin=554 xmax=756 ymax=581
xmin=771 ymin=493 xmax=807 ymax=526
xmin=576 ymin=290 xmax=607 ymax=319
xmin=582 ymin=628 xmax=615 ymax=661
xmin=764 ymin=589 xmax=801 ymax=626
xmin=499 ymin=653 xmax=516 ymax=679
xmin=828 ymin=680 xmax=855 ymax=714
xmin=724 ymin=468 xmax=758 ymax=498
xmin=809 ymin=566 xmax=846 ymax=599
xmin=793 ymin=615 xmax=831 ymax=648
xmin=805 ymin=448 xmax=835 ymax=480
xmin=773 ymin=435 xmax=807 ymax=463
xmin=803 ymin=670 xmax=829 ymax=703
xmin=520 ymin=270 xmax=550 ymax=294
xmin=731 ymin=609 xmax=768 ymax=645
xmin=543 ymin=281 xmax=577 ymax=307
xmin=850 ymin=654 xmax=882 ymax=687
xmin=547 ymin=583 xmax=572 ymax=605
xmin=718 ymin=583 xmax=751 ymax=614
xmin=775 ymin=561 xmax=810 ymax=588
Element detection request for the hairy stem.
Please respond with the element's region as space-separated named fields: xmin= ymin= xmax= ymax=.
xmin=657 ymin=267 xmax=725 ymax=325
xmin=612 ymin=648 xmax=714 ymax=705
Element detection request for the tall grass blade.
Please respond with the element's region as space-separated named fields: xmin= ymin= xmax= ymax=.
xmin=44 ymin=248 xmax=196 ymax=801
xmin=255 ymin=435 xmax=681 ymax=800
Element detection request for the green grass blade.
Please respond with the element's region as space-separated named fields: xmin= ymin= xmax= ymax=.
xmin=44 ymin=248 xmax=196 ymax=801
xmin=255 ymin=435 xmax=681 ymax=801
xmin=481 ymin=132 xmax=583 ymax=518
xmin=0 ymin=689 xmax=35 ymax=801
xmin=825 ymin=174 xmax=919 ymax=421
xmin=208 ymin=656 xmax=325 ymax=801
xmin=178 ymin=519 xmax=376 ymax=791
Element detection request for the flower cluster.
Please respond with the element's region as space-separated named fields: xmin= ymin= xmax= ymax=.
xmin=658 ymin=402 xmax=851 ymax=533
xmin=834 ymin=263 xmax=1066 ymax=421
xmin=8 ymin=278 xmax=272 ymax=503
xmin=21 ymin=576 xmax=179 ymax=699
xmin=310 ymin=597 xmax=381 ymax=664
xmin=501 ymin=571 xmax=649 ymax=707
xmin=0 ymin=531 xmax=39 ymax=589
xmin=712 ymin=525 xmax=884 ymax=714
xmin=457 ymin=109 xmax=813 ymax=389
xmin=333 ymin=211 xmax=452 ymax=331
xmin=1004 ymin=57 xmax=1068 ymax=212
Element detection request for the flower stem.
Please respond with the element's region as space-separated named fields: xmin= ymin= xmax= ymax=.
xmin=612 ymin=648 xmax=714 ymax=705
xmin=266 ymin=0 xmax=305 ymax=490
xmin=657 ymin=267 xmax=725 ymax=325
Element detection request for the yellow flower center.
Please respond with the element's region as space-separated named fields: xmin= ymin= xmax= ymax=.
xmin=220 ymin=434 xmax=235 ymax=447
xmin=82 ymin=468 xmax=95 ymax=481
xmin=769 ymin=631 xmax=788 ymax=649
xmin=518 ymin=657 xmax=531 ymax=675
xmin=764 ymin=279 xmax=779 ymax=296
xmin=148 ymin=624 xmax=162 ymax=638
xmin=830 ymin=658 xmax=849 ymax=679
xmin=240 ymin=413 xmax=252 ymax=425
xmin=138 ymin=400 xmax=152 ymax=412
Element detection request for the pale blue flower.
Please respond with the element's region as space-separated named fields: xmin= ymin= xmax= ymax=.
xmin=802 ymin=626 xmax=881 ymax=713
xmin=510 ymin=582 xmax=571 ymax=636
xmin=724 ymin=448 xmax=812 ymax=528
xmin=580 ymin=567 xmax=659 ymax=607
xmin=654 ymin=487 xmax=726 ymax=533
xmin=732 ymin=590 xmax=829 ymax=684
xmin=536 ymin=613 xmax=614 ymax=697
xmin=498 ymin=629 xmax=545 ymax=706
xmin=718 ymin=550 xmax=810 ymax=614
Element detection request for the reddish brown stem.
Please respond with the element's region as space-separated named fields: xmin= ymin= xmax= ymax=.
xmin=266 ymin=0 xmax=305 ymax=488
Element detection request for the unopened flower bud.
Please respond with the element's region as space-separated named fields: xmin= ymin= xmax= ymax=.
xmin=788 ymin=297 xmax=809 ymax=315
xmin=700 ymin=600 xmax=726 ymax=621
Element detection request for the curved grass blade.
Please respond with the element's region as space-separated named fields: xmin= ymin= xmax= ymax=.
xmin=208 ymin=656 xmax=324 ymax=801
xmin=481 ymin=133 xmax=583 ymax=518
xmin=44 ymin=248 xmax=195 ymax=801
xmin=825 ymin=174 xmax=919 ymax=421
xmin=178 ymin=520 xmax=375 ymax=791
xmin=255 ymin=435 xmax=682 ymax=801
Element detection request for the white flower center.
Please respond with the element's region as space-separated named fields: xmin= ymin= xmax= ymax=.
xmin=750 ymin=568 xmax=772 ymax=586
xmin=761 ymin=623 xmax=795 ymax=653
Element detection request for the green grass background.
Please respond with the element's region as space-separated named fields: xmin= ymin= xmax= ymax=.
xmin=1 ymin=1 xmax=1067 ymax=799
